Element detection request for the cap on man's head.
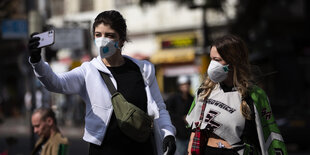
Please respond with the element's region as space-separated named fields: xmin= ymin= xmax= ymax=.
xmin=177 ymin=75 xmax=190 ymax=85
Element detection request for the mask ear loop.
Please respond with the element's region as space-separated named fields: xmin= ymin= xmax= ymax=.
xmin=114 ymin=41 xmax=122 ymax=50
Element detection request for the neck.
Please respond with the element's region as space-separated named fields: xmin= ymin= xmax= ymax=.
xmin=50 ymin=127 xmax=59 ymax=137
xmin=44 ymin=127 xmax=57 ymax=139
xmin=102 ymin=51 xmax=125 ymax=67
xmin=222 ymin=75 xmax=233 ymax=87
xmin=222 ymin=80 xmax=233 ymax=87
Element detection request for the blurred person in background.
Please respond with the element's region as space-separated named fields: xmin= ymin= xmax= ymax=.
xmin=31 ymin=107 xmax=68 ymax=155
xmin=166 ymin=75 xmax=194 ymax=155
xmin=186 ymin=34 xmax=287 ymax=155
xmin=28 ymin=10 xmax=176 ymax=155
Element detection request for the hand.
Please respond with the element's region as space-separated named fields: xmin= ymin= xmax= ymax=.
xmin=163 ymin=135 xmax=176 ymax=155
xmin=28 ymin=32 xmax=42 ymax=63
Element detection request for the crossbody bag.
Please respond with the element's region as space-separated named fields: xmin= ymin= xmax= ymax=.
xmin=191 ymin=98 xmax=208 ymax=155
xmin=99 ymin=71 xmax=153 ymax=142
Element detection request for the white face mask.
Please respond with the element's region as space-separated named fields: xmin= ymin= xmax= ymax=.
xmin=94 ymin=37 xmax=119 ymax=58
xmin=207 ymin=60 xmax=229 ymax=83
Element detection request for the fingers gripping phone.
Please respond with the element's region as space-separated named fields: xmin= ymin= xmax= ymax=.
xmin=33 ymin=30 xmax=55 ymax=48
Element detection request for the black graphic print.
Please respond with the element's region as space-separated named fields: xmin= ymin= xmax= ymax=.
xmin=261 ymin=108 xmax=272 ymax=120
xmin=204 ymin=110 xmax=221 ymax=132
xmin=207 ymin=99 xmax=236 ymax=113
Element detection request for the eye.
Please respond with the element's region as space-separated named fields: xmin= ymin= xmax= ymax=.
xmin=105 ymin=33 xmax=116 ymax=39
xmin=212 ymin=57 xmax=222 ymax=62
xmin=95 ymin=33 xmax=102 ymax=38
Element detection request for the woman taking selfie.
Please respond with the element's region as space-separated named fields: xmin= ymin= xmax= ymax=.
xmin=28 ymin=10 xmax=176 ymax=155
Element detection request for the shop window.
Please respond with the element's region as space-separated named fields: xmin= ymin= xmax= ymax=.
xmin=115 ymin=0 xmax=139 ymax=8
xmin=80 ymin=0 xmax=93 ymax=12
xmin=51 ymin=0 xmax=64 ymax=16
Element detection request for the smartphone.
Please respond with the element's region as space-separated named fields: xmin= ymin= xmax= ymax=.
xmin=33 ymin=30 xmax=55 ymax=48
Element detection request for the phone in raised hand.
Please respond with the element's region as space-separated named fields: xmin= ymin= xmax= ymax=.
xmin=33 ymin=30 xmax=55 ymax=48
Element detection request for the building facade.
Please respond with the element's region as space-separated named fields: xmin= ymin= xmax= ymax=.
xmin=44 ymin=0 xmax=237 ymax=95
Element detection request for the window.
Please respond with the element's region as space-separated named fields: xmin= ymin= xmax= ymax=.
xmin=51 ymin=0 xmax=64 ymax=16
xmin=80 ymin=0 xmax=93 ymax=12
xmin=115 ymin=0 xmax=139 ymax=8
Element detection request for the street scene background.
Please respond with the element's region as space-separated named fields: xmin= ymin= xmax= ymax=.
xmin=0 ymin=0 xmax=310 ymax=154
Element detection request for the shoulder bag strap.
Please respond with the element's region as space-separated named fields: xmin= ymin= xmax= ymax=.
xmin=98 ymin=70 xmax=117 ymax=95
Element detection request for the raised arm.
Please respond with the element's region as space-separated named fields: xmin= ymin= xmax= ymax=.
xmin=31 ymin=59 xmax=85 ymax=95
xmin=28 ymin=32 xmax=85 ymax=95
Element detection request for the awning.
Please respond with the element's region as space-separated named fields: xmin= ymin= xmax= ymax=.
xmin=150 ymin=48 xmax=195 ymax=64
xmin=164 ymin=65 xmax=200 ymax=77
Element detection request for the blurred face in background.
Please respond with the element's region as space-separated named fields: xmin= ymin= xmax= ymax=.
xmin=179 ymin=83 xmax=190 ymax=94
xmin=31 ymin=112 xmax=52 ymax=138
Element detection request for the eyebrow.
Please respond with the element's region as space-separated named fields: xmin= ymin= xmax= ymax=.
xmin=211 ymin=56 xmax=221 ymax=59
xmin=105 ymin=32 xmax=116 ymax=37
xmin=94 ymin=32 xmax=115 ymax=34
xmin=94 ymin=32 xmax=116 ymax=37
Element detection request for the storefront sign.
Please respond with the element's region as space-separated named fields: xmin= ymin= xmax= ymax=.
xmin=150 ymin=48 xmax=195 ymax=64
xmin=51 ymin=28 xmax=85 ymax=50
xmin=161 ymin=37 xmax=197 ymax=49
xmin=1 ymin=20 xmax=28 ymax=39
xmin=164 ymin=65 xmax=200 ymax=77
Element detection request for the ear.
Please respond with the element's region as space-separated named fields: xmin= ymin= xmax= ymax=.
xmin=118 ymin=39 xmax=125 ymax=48
xmin=46 ymin=117 xmax=54 ymax=126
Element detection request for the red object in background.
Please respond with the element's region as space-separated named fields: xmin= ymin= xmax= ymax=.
xmin=0 ymin=150 xmax=8 ymax=155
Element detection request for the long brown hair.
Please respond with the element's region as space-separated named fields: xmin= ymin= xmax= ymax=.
xmin=199 ymin=34 xmax=253 ymax=120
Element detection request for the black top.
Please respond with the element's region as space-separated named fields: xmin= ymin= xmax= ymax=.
xmin=241 ymin=94 xmax=261 ymax=152
xmin=33 ymin=137 xmax=47 ymax=155
xmin=98 ymin=57 xmax=154 ymax=155
xmin=166 ymin=92 xmax=193 ymax=140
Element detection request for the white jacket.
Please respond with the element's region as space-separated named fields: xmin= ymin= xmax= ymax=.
xmin=30 ymin=55 xmax=176 ymax=154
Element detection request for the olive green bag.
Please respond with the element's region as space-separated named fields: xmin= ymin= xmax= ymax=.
xmin=99 ymin=71 xmax=153 ymax=142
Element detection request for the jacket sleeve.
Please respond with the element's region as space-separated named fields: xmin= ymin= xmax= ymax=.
xmin=251 ymin=86 xmax=288 ymax=155
xmin=145 ymin=61 xmax=176 ymax=137
xmin=30 ymin=59 xmax=85 ymax=95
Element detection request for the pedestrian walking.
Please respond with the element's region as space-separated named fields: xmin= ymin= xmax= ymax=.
xmin=28 ymin=10 xmax=176 ymax=155
xmin=31 ymin=107 xmax=68 ymax=155
xmin=186 ymin=34 xmax=287 ymax=155
xmin=166 ymin=75 xmax=194 ymax=155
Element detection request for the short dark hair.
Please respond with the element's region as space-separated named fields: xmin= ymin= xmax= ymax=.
xmin=33 ymin=107 xmax=57 ymax=125
xmin=92 ymin=10 xmax=128 ymax=43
